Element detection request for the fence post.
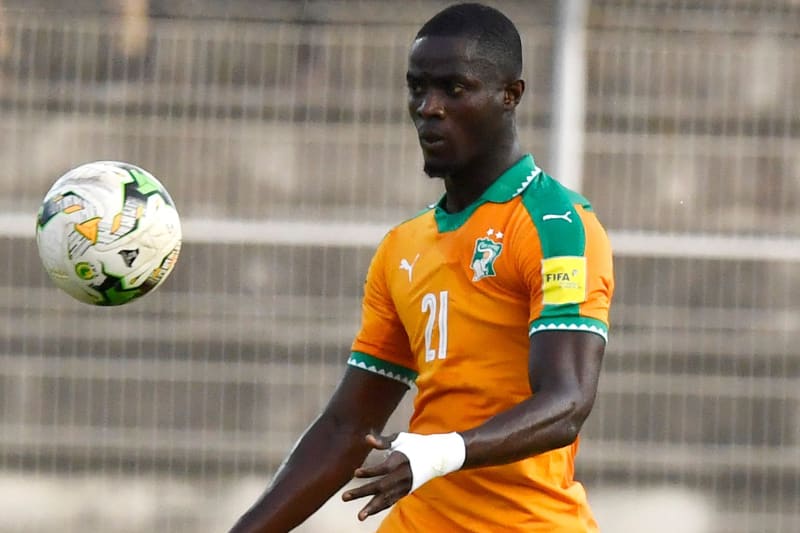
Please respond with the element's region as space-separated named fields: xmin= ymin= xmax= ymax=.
xmin=550 ymin=0 xmax=589 ymax=192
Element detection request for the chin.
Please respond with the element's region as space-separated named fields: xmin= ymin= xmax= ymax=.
xmin=423 ymin=159 xmax=455 ymax=179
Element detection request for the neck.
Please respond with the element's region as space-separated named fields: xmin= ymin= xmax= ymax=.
xmin=442 ymin=139 xmax=524 ymax=213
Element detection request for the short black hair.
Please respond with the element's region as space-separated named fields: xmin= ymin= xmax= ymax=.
xmin=415 ymin=2 xmax=523 ymax=80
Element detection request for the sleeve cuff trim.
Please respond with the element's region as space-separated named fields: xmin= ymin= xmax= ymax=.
xmin=348 ymin=351 xmax=417 ymax=386
xmin=529 ymin=319 xmax=608 ymax=343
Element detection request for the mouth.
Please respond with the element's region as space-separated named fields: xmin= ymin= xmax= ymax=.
xmin=418 ymin=130 xmax=446 ymax=150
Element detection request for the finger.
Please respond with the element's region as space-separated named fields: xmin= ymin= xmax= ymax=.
xmin=357 ymin=490 xmax=401 ymax=521
xmin=344 ymin=457 xmax=412 ymax=500
xmin=342 ymin=479 xmax=382 ymax=502
xmin=365 ymin=432 xmax=397 ymax=450
xmin=354 ymin=462 xmax=391 ymax=479
xmin=354 ymin=450 xmax=409 ymax=478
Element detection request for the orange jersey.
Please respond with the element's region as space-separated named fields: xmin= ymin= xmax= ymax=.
xmin=349 ymin=155 xmax=614 ymax=532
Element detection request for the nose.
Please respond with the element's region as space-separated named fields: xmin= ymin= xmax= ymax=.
xmin=415 ymin=90 xmax=445 ymax=119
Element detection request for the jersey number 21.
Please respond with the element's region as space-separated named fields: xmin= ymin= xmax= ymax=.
xmin=421 ymin=291 xmax=448 ymax=361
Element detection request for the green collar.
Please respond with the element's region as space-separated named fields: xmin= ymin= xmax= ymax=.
xmin=433 ymin=154 xmax=541 ymax=233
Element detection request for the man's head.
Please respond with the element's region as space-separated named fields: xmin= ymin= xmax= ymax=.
xmin=407 ymin=3 xmax=525 ymax=179
xmin=416 ymin=3 xmax=522 ymax=82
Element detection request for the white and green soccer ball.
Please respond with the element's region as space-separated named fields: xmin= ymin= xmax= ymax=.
xmin=35 ymin=161 xmax=182 ymax=306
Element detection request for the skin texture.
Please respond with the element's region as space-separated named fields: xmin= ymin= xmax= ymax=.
xmin=229 ymin=368 xmax=408 ymax=532
xmin=406 ymin=36 xmax=525 ymax=212
xmin=229 ymin=33 xmax=607 ymax=532
xmin=341 ymin=331 xmax=605 ymax=520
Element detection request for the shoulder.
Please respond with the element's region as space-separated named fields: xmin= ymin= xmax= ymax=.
xmin=518 ymin=170 xmax=594 ymax=220
xmin=369 ymin=205 xmax=435 ymax=267
xmin=380 ymin=205 xmax=435 ymax=243
xmin=515 ymin=171 xmax=603 ymax=257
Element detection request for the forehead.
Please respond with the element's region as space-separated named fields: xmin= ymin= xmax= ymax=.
xmin=407 ymin=36 xmax=495 ymax=79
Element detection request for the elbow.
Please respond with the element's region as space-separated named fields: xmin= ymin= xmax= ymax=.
xmin=557 ymin=420 xmax=581 ymax=447
xmin=554 ymin=398 xmax=593 ymax=447
xmin=549 ymin=417 xmax=580 ymax=449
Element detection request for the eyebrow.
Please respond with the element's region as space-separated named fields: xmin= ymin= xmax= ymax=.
xmin=405 ymin=71 xmax=471 ymax=83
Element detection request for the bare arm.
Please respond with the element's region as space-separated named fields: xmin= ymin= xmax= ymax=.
xmin=462 ymin=329 xmax=605 ymax=467
xmin=229 ymin=366 xmax=408 ymax=533
xmin=343 ymin=330 xmax=605 ymax=519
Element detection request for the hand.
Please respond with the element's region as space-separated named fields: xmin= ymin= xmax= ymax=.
xmin=341 ymin=433 xmax=413 ymax=521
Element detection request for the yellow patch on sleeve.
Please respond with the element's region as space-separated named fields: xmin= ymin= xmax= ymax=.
xmin=541 ymin=256 xmax=587 ymax=305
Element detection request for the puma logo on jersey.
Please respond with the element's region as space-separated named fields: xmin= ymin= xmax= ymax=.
xmin=399 ymin=254 xmax=420 ymax=281
xmin=542 ymin=211 xmax=573 ymax=223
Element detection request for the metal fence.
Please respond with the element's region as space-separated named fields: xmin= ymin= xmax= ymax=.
xmin=0 ymin=1 xmax=799 ymax=532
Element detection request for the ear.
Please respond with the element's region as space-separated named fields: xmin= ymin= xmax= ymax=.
xmin=503 ymin=79 xmax=525 ymax=109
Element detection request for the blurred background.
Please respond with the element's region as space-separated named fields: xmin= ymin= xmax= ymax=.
xmin=1 ymin=0 xmax=799 ymax=532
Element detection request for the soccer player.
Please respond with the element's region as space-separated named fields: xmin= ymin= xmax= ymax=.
xmin=229 ymin=2 xmax=614 ymax=532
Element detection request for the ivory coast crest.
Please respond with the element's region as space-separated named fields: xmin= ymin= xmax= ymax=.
xmin=470 ymin=231 xmax=503 ymax=281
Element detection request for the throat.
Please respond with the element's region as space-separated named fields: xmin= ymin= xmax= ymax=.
xmin=441 ymin=174 xmax=496 ymax=213
xmin=439 ymin=146 xmax=525 ymax=213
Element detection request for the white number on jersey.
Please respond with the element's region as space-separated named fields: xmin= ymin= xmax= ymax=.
xmin=421 ymin=291 xmax=448 ymax=361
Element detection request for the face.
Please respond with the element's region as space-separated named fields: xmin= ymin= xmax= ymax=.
xmin=406 ymin=36 xmax=509 ymax=178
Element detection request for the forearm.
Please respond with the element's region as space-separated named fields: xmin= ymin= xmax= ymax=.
xmin=343 ymin=393 xmax=590 ymax=518
xmin=459 ymin=392 xmax=586 ymax=469
xmin=342 ymin=335 xmax=606 ymax=519
xmin=230 ymin=414 xmax=371 ymax=533
xmin=457 ymin=331 xmax=605 ymax=470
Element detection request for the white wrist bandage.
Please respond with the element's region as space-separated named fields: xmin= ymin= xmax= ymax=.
xmin=390 ymin=431 xmax=466 ymax=493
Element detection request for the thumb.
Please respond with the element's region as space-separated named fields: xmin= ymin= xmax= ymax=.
xmin=365 ymin=432 xmax=397 ymax=450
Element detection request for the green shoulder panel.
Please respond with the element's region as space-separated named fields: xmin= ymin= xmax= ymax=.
xmin=520 ymin=171 xmax=587 ymax=258
xmin=564 ymin=187 xmax=593 ymax=212
xmin=520 ymin=171 xmax=589 ymax=325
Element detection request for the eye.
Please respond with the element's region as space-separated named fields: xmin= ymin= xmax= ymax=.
xmin=407 ymin=79 xmax=424 ymax=96
xmin=446 ymin=82 xmax=465 ymax=97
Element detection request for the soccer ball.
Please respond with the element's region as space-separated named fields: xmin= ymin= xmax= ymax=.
xmin=35 ymin=161 xmax=182 ymax=306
